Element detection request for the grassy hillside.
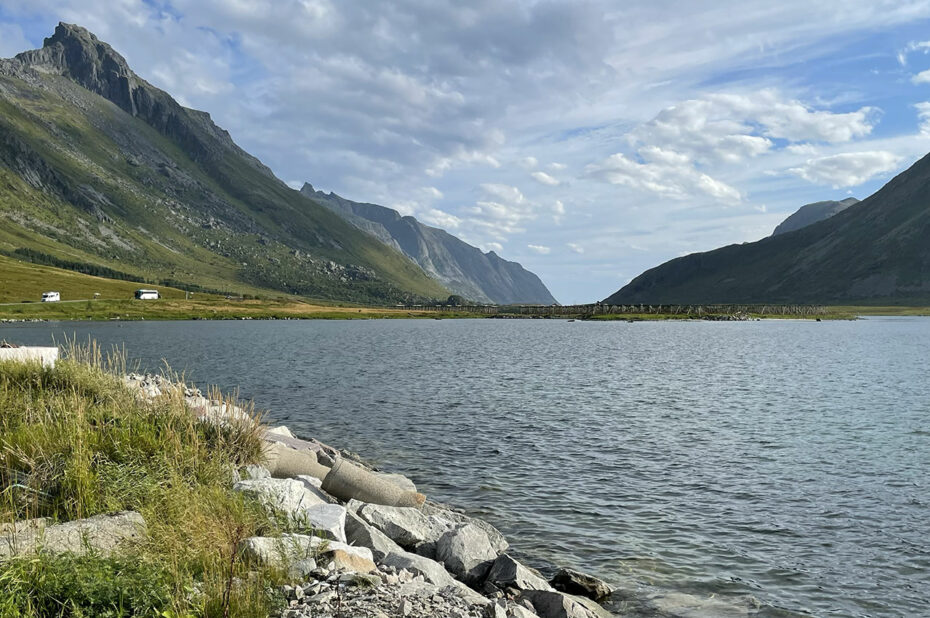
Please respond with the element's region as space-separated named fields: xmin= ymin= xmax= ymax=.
xmin=0 ymin=24 xmax=448 ymax=305
xmin=0 ymin=254 xmax=198 ymax=303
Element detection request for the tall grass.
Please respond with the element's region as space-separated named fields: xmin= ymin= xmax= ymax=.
xmin=0 ymin=343 xmax=286 ymax=617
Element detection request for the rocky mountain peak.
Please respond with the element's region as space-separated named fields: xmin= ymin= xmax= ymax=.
xmin=16 ymin=22 xmax=140 ymax=115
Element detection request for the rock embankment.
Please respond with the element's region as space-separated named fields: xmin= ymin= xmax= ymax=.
xmin=123 ymin=373 xmax=617 ymax=618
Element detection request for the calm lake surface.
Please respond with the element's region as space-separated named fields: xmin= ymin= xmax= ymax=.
xmin=2 ymin=318 xmax=928 ymax=617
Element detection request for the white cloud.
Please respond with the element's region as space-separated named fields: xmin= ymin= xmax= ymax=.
xmin=913 ymin=70 xmax=930 ymax=84
xmin=567 ymin=243 xmax=584 ymax=254
xmin=587 ymin=152 xmax=742 ymax=203
xmin=519 ymin=156 xmax=539 ymax=169
xmin=586 ymin=89 xmax=881 ymax=204
xmin=548 ymin=162 xmax=567 ymax=171
xmin=915 ymin=102 xmax=930 ymax=134
xmin=0 ymin=22 xmax=30 ymax=58
xmin=421 ymin=208 xmax=462 ymax=229
xmin=785 ymin=143 xmax=820 ymax=155
xmin=788 ymin=151 xmax=901 ymax=188
xmin=552 ymin=199 xmax=565 ymax=224
xmin=527 ymin=244 xmax=551 ymax=254
xmin=898 ymin=40 xmax=930 ymax=65
xmin=530 ymin=171 xmax=560 ymax=186
xmin=484 ymin=242 xmax=503 ymax=253
xmin=464 ymin=183 xmax=535 ymax=238
xmin=633 ymin=90 xmax=876 ymax=163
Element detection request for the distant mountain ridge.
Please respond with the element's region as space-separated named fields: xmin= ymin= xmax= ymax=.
xmin=301 ymin=184 xmax=558 ymax=305
xmin=605 ymin=154 xmax=930 ymax=305
xmin=0 ymin=23 xmax=451 ymax=303
xmin=772 ymin=197 xmax=859 ymax=235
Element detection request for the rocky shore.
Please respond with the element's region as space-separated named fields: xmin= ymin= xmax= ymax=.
xmin=122 ymin=373 xmax=616 ymax=618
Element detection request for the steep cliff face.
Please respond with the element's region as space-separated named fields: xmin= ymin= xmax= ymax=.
xmin=0 ymin=23 xmax=448 ymax=303
xmin=605 ymin=154 xmax=930 ymax=305
xmin=302 ymin=185 xmax=558 ymax=305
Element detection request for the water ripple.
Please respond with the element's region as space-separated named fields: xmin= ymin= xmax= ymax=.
xmin=4 ymin=317 xmax=930 ymax=617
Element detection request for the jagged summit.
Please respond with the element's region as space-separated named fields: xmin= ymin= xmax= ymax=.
xmin=17 ymin=23 xmax=140 ymax=116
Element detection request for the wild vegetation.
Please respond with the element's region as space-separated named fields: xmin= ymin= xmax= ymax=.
xmin=0 ymin=343 xmax=317 ymax=617
xmin=0 ymin=24 xmax=449 ymax=307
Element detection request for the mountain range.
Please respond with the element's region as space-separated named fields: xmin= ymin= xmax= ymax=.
xmin=301 ymin=185 xmax=556 ymax=305
xmin=0 ymin=23 xmax=553 ymax=305
xmin=606 ymin=156 xmax=930 ymax=305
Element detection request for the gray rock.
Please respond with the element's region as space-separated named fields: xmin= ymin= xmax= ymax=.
xmin=0 ymin=511 xmax=145 ymax=559
xmin=241 ymin=464 xmax=271 ymax=480
xmin=511 ymin=606 xmax=541 ymax=618
xmin=435 ymin=523 xmax=500 ymax=584
xmin=485 ymin=554 xmax=553 ymax=593
xmin=345 ymin=510 xmax=405 ymax=562
xmin=300 ymin=503 xmax=347 ymax=543
xmin=266 ymin=425 xmax=296 ymax=439
xmin=239 ymin=533 xmax=322 ymax=566
xmin=288 ymin=557 xmax=317 ymax=579
xmin=357 ymin=503 xmax=449 ymax=550
xmin=421 ymin=502 xmax=509 ymax=555
xmin=294 ymin=475 xmax=336 ymax=502
xmin=489 ymin=598 xmax=508 ymax=618
xmin=326 ymin=540 xmax=377 ymax=573
xmin=381 ymin=548 xmax=490 ymax=606
xmin=550 ymin=568 xmax=614 ymax=601
xmin=234 ymin=477 xmax=346 ymax=540
xmin=240 ymin=533 xmax=373 ymax=572
xmin=516 ymin=590 xmax=606 ymax=618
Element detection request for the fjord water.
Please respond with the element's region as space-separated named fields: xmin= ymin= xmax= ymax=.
xmin=3 ymin=318 xmax=928 ymax=617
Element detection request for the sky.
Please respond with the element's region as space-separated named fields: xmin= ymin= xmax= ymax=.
xmin=3 ymin=1 xmax=930 ymax=303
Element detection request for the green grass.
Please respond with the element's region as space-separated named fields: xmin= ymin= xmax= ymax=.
xmin=0 ymin=254 xmax=199 ymax=304
xmin=0 ymin=71 xmax=449 ymax=305
xmin=828 ymin=305 xmax=930 ymax=316
xmin=0 ymin=343 xmax=318 ymax=617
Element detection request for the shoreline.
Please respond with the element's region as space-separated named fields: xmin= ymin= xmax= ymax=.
xmin=0 ymin=351 xmax=616 ymax=617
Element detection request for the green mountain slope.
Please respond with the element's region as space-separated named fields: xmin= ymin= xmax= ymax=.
xmin=301 ymin=184 xmax=558 ymax=304
xmin=606 ymin=153 xmax=930 ymax=305
xmin=0 ymin=23 xmax=448 ymax=303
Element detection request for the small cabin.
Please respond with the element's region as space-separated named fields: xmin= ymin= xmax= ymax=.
xmin=134 ymin=289 xmax=160 ymax=300
xmin=41 ymin=291 xmax=60 ymax=302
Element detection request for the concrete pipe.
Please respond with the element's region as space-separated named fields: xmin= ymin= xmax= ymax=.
xmin=263 ymin=442 xmax=331 ymax=480
xmin=322 ymin=458 xmax=425 ymax=508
